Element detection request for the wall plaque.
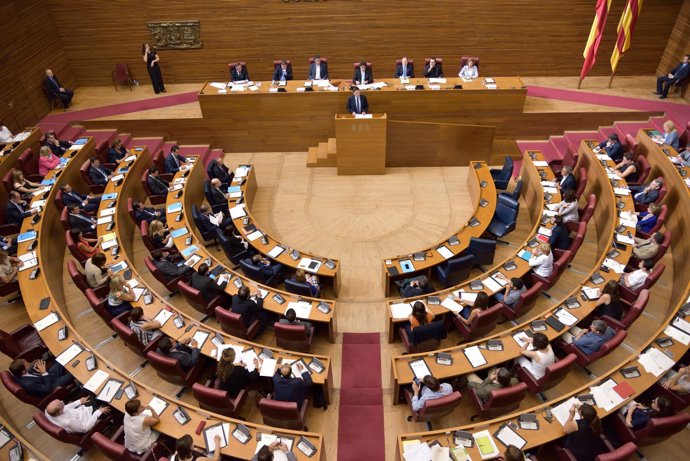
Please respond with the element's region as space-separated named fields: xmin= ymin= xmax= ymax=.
xmin=148 ymin=21 xmax=202 ymax=50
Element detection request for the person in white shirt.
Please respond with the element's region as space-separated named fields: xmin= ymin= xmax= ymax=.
xmin=0 ymin=122 xmax=14 ymax=143
xmin=622 ymin=259 xmax=653 ymax=291
xmin=124 ymin=398 xmax=160 ymax=454
xmin=555 ymin=189 xmax=579 ymax=223
xmin=528 ymin=242 xmax=553 ymax=278
xmin=517 ymin=332 xmax=555 ymax=380
xmin=458 ymin=59 xmax=479 ymax=79
xmin=45 ymin=397 xmax=111 ymax=433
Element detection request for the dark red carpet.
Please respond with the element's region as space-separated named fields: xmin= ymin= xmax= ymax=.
xmin=337 ymin=333 xmax=385 ymax=461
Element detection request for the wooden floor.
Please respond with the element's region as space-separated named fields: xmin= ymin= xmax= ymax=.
xmin=2 ymin=76 xmax=687 ymax=460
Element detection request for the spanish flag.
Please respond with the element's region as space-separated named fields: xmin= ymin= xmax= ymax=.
xmin=580 ymin=0 xmax=613 ymax=81
xmin=611 ymin=0 xmax=644 ymax=74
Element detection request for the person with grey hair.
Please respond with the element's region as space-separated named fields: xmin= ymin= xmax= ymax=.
xmin=630 ymin=178 xmax=663 ymax=205
xmin=571 ymin=319 xmax=615 ymax=356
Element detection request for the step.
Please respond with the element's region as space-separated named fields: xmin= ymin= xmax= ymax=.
xmin=130 ymin=137 xmax=164 ymax=157
xmin=307 ymin=146 xmax=319 ymax=167
xmin=598 ymin=126 xmax=618 ymax=141
xmin=548 ymin=136 xmax=570 ymax=161
xmin=327 ymin=137 xmax=337 ymax=155
xmin=317 ymin=142 xmax=329 ymax=158
xmin=84 ymin=129 xmax=118 ymax=155
xmin=613 ymin=121 xmax=653 ymax=141
xmin=61 ymin=125 xmax=86 ymax=142
xmin=516 ymin=140 xmax=559 ymax=163
xmin=37 ymin=121 xmax=70 ymax=138
xmin=117 ymin=133 xmax=133 ymax=148
xmin=316 ymin=155 xmax=336 ymax=167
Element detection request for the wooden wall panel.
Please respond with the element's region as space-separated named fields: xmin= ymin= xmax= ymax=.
xmin=0 ymin=0 xmax=75 ymax=129
xmin=45 ymin=0 xmax=680 ymax=86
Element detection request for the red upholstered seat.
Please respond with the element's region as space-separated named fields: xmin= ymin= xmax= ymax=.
xmin=468 ymin=382 xmax=528 ymax=420
xmin=518 ymin=353 xmax=577 ymax=394
xmin=258 ymin=396 xmax=308 ymax=431
xmin=192 ymin=379 xmax=247 ymax=418
xmin=0 ymin=324 xmax=47 ymax=361
xmin=215 ymin=307 xmax=260 ymax=340
xmin=274 ymin=322 xmax=314 ymax=353
xmin=34 ymin=409 xmax=109 ymax=449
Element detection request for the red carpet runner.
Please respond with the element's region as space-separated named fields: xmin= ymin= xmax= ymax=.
xmin=337 ymin=333 xmax=385 ymax=461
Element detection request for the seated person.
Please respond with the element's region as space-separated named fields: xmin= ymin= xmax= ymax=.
xmin=272 ymin=60 xmax=293 ymax=83
xmin=12 ymin=170 xmax=43 ymax=197
xmin=0 ymin=250 xmax=22 ymax=285
xmin=517 ymin=332 xmax=556 ymax=380
xmin=45 ymin=397 xmax=111 ymax=434
xmin=67 ymin=204 xmax=96 ymax=233
xmin=307 ymin=55 xmax=328 ymax=80
xmin=0 ymin=122 xmax=14 ymax=143
xmin=44 ymin=130 xmax=72 ymax=156
xmin=43 ymin=69 xmax=74 ymax=108
xmin=661 ymin=365 xmax=690 ymax=395
xmin=6 ymin=191 xmax=39 ymax=226
xmin=197 ymin=204 xmax=233 ymax=233
xmin=631 ymin=177 xmax=663 ymax=206
xmin=503 ymin=446 xmax=526 ymax=461
xmin=655 ymin=54 xmax=690 ymax=99
xmin=191 ymin=263 xmax=228 ymax=304
xmin=561 ymin=403 xmax=608 ymax=460
xmin=128 ymin=307 xmax=163 ymax=346
xmin=570 ymin=319 xmax=615 ymax=355
xmin=406 ymin=301 xmax=434 ymax=334
xmin=662 ymin=120 xmax=680 ymax=150
xmin=494 ymin=277 xmax=526 ymax=308
xmin=622 ymin=259 xmax=654 ymax=291
xmin=231 ymin=286 xmax=271 ymax=329
xmin=108 ymin=138 xmax=127 ymax=164
xmin=165 ymin=145 xmax=187 ymax=175
xmin=88 ymin=157 xmax=112 ymax=185
xmin=220 ymin=228 xmax=252 ymax=259
xmin=633 ymin=232 xmax=663 ymax=261
xmin=151 ymin=249 xmax=193 ymax=279
xmin=132 ymin=200 xmax=165 ymax=224
xmin=156 ymin=336 xmax=200 ymax=370
xmin=0 ymin=237 xmax=17 ymax=257
xmin=279 ymin=307 xmax=313 ymax=333
xmin=216 ymin=347 xmax=258 ymax=398
xmin=528 ymin=242 xmax=553 ymax=278
xmin=398 ymin=275 xmax=432 ymax=298
xmin=85 ymin=253 xmax=111 ymax=288
xmin=423 ymin=57 xmax=443 ymax=78
xmin=410 ymin=375 xmax=452 ymax=412
xmin=149 ymin=220 xmax=174 ymax=250
xmin=252 ymin=442 xmax=297 ymax=461
xmin=346 ymin=88 xmax=369 ymax=115
xmin=555 ymin=189 xmax=579 ymax=223
xmin=171 ymin=434 xmax=221 ymax=461
xmin=595 ymin=133 xmax=624 ymax=163
xmin=636 ymin=203 xmax=660 ymax=234
xmin=549 ymin=215 xmax=571 ymax=251
xmin=147 ymin=166 xmax=169 ymax=195
xmin=250 ymin=254 xmax=285 ymax=281
xmin=674 ymin=147 xmax=690 ymax=167
xmin=455 ymin=291 xmax=490 ymax=323
xmin=205 ymin=178 xmax=230 ymax=213
xmin=352 ymin=61 xmax=373 ymax=85
xmin=458 ymin=59 xmax=479 ymax=79
xmin=60 ymin=183 xmax=101 ymax=213
xmin=106 ymin=274 xmax=134 ymax=317
xmin=613 ymin=153 xmax=639 ymax=182
xmin=465 ymin=367 xmax=517 ymax=402
xmin=207 ymin=157 xmax=233 ymax=186
xmin=273 ymin=362 xmax=312 ymax=406
xmin=124 ymin=398 xmax=161 ymax=455
xmin=291 ymin=268 xmax=320 ymax=297
xmin=395 ymin=57 xmax=414 ymax=78
xmin=620 ymin=395 xmax=673 ymax=430
xmin=592 ymin=280 xmax=624 ymax=321
xmin=38 ymin=145 xmax=61 ymax=176
xmin=70 ymin=229 xmax=99 ymax=259
xmin=557 ymin=165 xmax=577 ymax=192
xmin=9 ymin=358 xmax=74 ymax=396
xmin=230 ymin=63 xmax=250 ymax=82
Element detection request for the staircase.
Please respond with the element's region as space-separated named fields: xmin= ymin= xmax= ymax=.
xmin=307 ymin=137 xmax=337 ymax=167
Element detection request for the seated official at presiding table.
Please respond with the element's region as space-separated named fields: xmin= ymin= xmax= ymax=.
xmin=395 ymin=56 xmax=414 ymax=78
xmin=60 ymin=183 xmax=101 ymax=213
xmin=654 ymin=54 xmax=690 ymax=99
xmin=307 ymin=55 xmax=328 ymax=80
xmin=353 ymin=60 xmax=373 ymax=85
xmin=38 ymin=145 xmax=61 ymax=176
xmin=45 ymin=397 xmax=112 ymax=434
xmin=206 ymin=157 xmax=233 ymax=186
xmin=424 ymin=57 xmax=444 ymax=78
xmin=9 ymin=358 xmax=75 ymax=396
xmin=346 ymin=88 xmax=369 ymax=115
xmin=633 ymin=232 xmax=663 ymax=261
xmin=594 ymin=133 xmax=624 ymax=163
xmin=43 ymin=69 xmax=74 ymax=108
xmin=230 ymin=62 xmax=250 ymax=82
xmin=6 ymin=191 xmax=40 ymax=226
xmin=272 ymin=59 xmax=293 ymax=83
xmin=165 ymin=145 xmax=188 ymax=175
xmin=88 ymin=157 xmax=112 ymax=186
xmin=459 ymin=59 xmax=479 ymax=79
xmin=44 ymin=130 xmax=73 ymax=157
xmin=147 ymin=166 xmax=170 ymax=195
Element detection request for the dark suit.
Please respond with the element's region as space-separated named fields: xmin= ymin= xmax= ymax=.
xmin=135 ymin=207 xmax=165 ymax=224
xmin=632 ymin=188 xmax=659 ymax=205
xmin=197 ymin=212 xmax=232 ymax=234
xmin=231 ymin=294 xmax=269 ymax=327
xmin=191 ymin=272 xmax=227 ymax=302
xmin=307 ymin=62 xmax=328 ymax=80
xmin=68 ymin=212 xmax=95 ymax=233
xmin=147 ymin=174 xmax=169 ymax=196
xmin=657 ymin=62 xmax=690 ymax=97
xmin=108 ymin=146 xmax=126 ymax=164
xmin=272 ymin=66 xmax=293 ymax=81
xmin=158 ymin=344 xmax=200 ymax=370
xmin=598 ymin=140 xmax=624 ymax=163
xmin=395 ymin=63 xmax=415 ymax=78
xmin=205 ymin=181 xmax=228 ymax=211
xmin=207 ymin=162 xmax=233 ymax=185
xmin=273 ymin=370 xmax=312 ymax=407
xmin=549 ymin=224 xmax=571 ymax=251
xmin=6 ymin=201 xmax=32 ymax=226
xmin=154 ymin=257 xmax=193 ymax=279
xmin=346 ymin=94 xmax=369 ymax=114
xmin=559 ymin=174 xmax=577 ymax=192
xmin=43 ymin=75 xmax=74 ymax=108
xmin=46 ymin=141 xmax=69 ymax=156
xmin=62 ymin=190 xmax=100 ymax=213
xmin=424 ymin=64 xmax=444 ymax=78
xmin=231 ymin=68 xmax=250 ymax=82
xmin=88 ymin=165 xmax=111 ymax=185
xmin=352 ymin=68 xmax=373 ymax=85
xmin=15 ymin=363 xmax=74 ymax=397
xmin=164 ymin=153 xmax=187 ymax=175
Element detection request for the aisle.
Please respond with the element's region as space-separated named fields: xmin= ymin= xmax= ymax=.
xmin=337 ymin=333 xmax=385 ymax=461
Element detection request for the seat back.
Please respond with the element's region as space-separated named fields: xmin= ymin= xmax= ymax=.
xmin=140 ymin=221 xmax=155 ymax=252
xmin=126 ymin=197 xmax=136 ymax=224
xmin=460 ymin=56 xmax=480 ymax=68
xmin=215 ymin=308 xmax=249 ymax=337
xmin=273 ymin=59 xmax=292 ymax=70
xmin=65 ymin=229 xmax=87 ymax=265
xmin=405 ymin=320 xmax=446 ymax=353
xmin=575 ymin=166 xmax=588 ymax=198
xmin=1 ymin=370 xmax=48 ymax=408
xmin=0 ymin=331 xmax=19 ymax=358
xmin=192 ymin=382 xmax=238 ymax=416
xmin=34 ymin=409 xmax=90 ymax=447
xmin=146 ymin=350 xmax=186 ymax=384
xmin=239 ymin=258 xmax=270 ymax=284
xmin=504 ymin=178 xmax=523 ymax=201
xmin=217 ymin=229 xmax=247 ymax=265
xmin=619 ymin=289 xmax=649 ymax=329
xmin=19 ymin=148 xmax=39 ymax=177
xmin=494 ymin=156 xmax=514 ymax=183
xmin=284 ymin=278 xmax=313 ymax=297
xmin=178 ymin=280 xmax=212 ymax=315
xmin=60 ymin=206 xmax=70 ymax=231
xmin=635 ymin=154 xmax=651 ymax=184
xmin=91 ymin=431 xmax=138 ymax=461
xmin=650 ymin=230 xmax=671 ymax=266
xmin=579 ymin=193 xmax=597 ymax=224
xmin=568 ymin=221 xmax=587 ymax=255
xmin=2 ymin=168 xmax=14 ymax=194
xmin=258 ymin=398 xmax=304 ymax=430
xmin=467 ymin=237 xmax=496 ymax=266
xmin=275 ymin=322 xmax=312 ymax=352
xmin=641 ymin=263 xmax=665 ymax=292
xmin=353 ymin=61 xmax=373 ymax=71
xmin=228 ymin=61 xmax=247 ymax=72
xmin=437 ymin=253 xmax=474 ymax=287
xmin=482 ymin=382 xmax=528 ymax=418
xmin=67 ymin=259 xmax=89 ymax=293
xmin=495 ymin=196 xmax=520 ymax=223
xmin=54 ymin=188 xmax=65 ymax=212
xmin=588 ymin=329 xmax=627 ymax=363
xmin=85 ymin=288 xmax=113 ymax=324
xmin=624 ymin=133 xmax=638 ymax=157
xmin=656 ymin=179 xmax=667 ymax=203
xmin=144 ymin=255 xmax=180 ymax=292
xmin=418 ymin=391 xmax=462 ymax=420
xmin=111 ymin=315 xmax=148 ymax=357
xmin=462 ymin=304 xmax=502 ymax=341
xmin=152 ymin=149 xmax=167 ymax=174
xmin=634 ymin=412 xmax=690 ymax=445
xmin=596 ymin=442 xmax=638 ymax=461
xmin=505 ymin=281 xmax=544 ymax=319
xmin=537 ymin=353 xmax=577 ymax=392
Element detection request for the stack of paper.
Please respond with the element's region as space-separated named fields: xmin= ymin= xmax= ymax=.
xmin=441 ymin=297 xmax=463 ymax=315
xmin=591 ymin=379 xmax=625 ymax=411
xmin=554 ymin=308 xmax=578 ymax=326
xmin=287 ymin=301 xmax=312 ymax=319
xmin=34 ymin=312 xmax=59 ymax=331
xmin=83 ymin=369 xmax=109 ymax=392
xmin=403 ymin=442 xmax=431 ymax=461
xmin=229 ymin=205 xmax=247 ymax=219
xmin=666 ymin=324 xmax=690 ymax=345
xmin=390 ymin=303 xmax=413 ymax=319
xmin=481 ymin=276 xmax=502 ymax=292
xmin=638 ymin=347 xmax=675 ymax=376
xmin=473 ymin=430 xmax=499 ymax=460
xmin=552 ymin=397 xmax=581 ymax=426
xmin=615 ymin=233 xmax=635 ymax=245
xmin=464 ymin=345 xmax=487 ymax=368
xmin=603 ymin=258 xmax=625 ymax=274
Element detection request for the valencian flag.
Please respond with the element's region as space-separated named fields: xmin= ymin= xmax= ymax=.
xmin=611 ymin=0 xmax=644 ymax=74
xmin=580 ymin=0 xmax=613 ymax=82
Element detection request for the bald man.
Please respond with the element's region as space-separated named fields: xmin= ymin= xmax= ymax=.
xmin=272 ymin=362 xmax=312 ymax=407
xmin=43 ymin=69 xmax=74 ymax=108
xmin=45 ymin=397 xmax=110 ymax=433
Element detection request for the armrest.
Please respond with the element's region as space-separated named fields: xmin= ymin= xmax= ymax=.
xmin=112 ymin=426 xmax=125 ymax=442
xmin=298 ymin=398 xmax=309 ymax=424
xmin=398 ymin=327 xmax=411 ymax=351
xmin=516 ymin=365 xmax=539 ymax=392
xmin=467 ymin=387 xmax=483 ymax=411
xmin=246 ymin=319 xmax=261 ymax=340
xmin=232 ymin=388 xmax=248 ymax=415
xmin=11 ymin=324 xmax=37 ymax=339
xmin=142 ymin=336 xmax=162 ymax=356
xmin=0 ymin=224 xmax=20 ymax=236
xmin=613 ymin=412 xmax=637 ymax=444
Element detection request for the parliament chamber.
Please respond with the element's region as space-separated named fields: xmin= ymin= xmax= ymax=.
xmin=3 ymin=1 xmax=690 ymax=460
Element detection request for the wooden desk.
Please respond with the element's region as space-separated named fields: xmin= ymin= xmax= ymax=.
xmin=0 ymin=414 xmax=45 ymax=461
xmin=382 ymin=162 xmax=496 ymax=297
xmin=389 ymin=146 xmax=631 ymax=403
xmin=167 ymin=158 xmax=338 ymax=345
xmin=0 ymin=127 xmax=42 ymax=215
xmin=229 ymin=166 xmax=341 ymax=297
xmin=334 ymin=113 xmax=387 ymax=175
xmin=18 ymin=143 xmax=326 ymax=461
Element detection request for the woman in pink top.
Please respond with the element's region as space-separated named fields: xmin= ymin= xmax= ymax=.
xmin=38 ymin=145 xmax=60 ymax=176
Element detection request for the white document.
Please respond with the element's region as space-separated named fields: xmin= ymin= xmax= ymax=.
xmin=542 ymin=209 xmax=557 ymax=217
xmin=472 ymin=430 xmax=499 ymax=460
xmin=246 ymin=230 xmax=263 ymax=241
xmin=110 ymin=174 xmax=124 ymax=183
xmin=615 ymin=233 xmax=635 ymax=245
xmin=31 ymin=199 xmax=46 ymax=209
xmin=259 ymin=358 xmax=277 ymax=377
xmin=234 ymin=165 xmax=250 ymax=177
xmin=533 ymin=160 xmax=549 ymax=167
xmin=614 ymin=188 xmax=631 ymax=196
xmin=494 ymin=424 xmax=526 ymax=450
xmin=405 ymin=85 xmax=417 ymax=91
xmin=546 ymin=203 xmax=560 ymax=211
xmin=552 ymin=397 xmax=581 ymax=426
xmin=428 ymin=84 xmax=441 ymax=90
xmin=512 ymin=331 xmax=532 ymax=349
xmin=124 ymin=155 xmax=137 ymax=163
xmin=209 ymin=212 xmax=224 ymax=226
xmin=132 ymin=287 xmax=145 ymax=302
xmin=192 ymin=330 xmax=210 ymax=349
xmin=591 ymin=379 xmax=624 ymax=412
xmin=96 ymin=216 xmax=113 ymax=225
xmin=409 ymin=359 xmax=432 ymax=380
xmin=428 ymin=78 xmax=447 ymax=84
xmin=229 ymin=205 xmax=247 ymax=219
xmin=403 ymin=442 xmax=432 ymax=461
xmin=390 ymin=302 xmax=413 ymax=319
xmin=101 ymin=239 xmax=118 ymax=250
xmin=441 ymin=297 xmax=463 ymax=315
xmin=241 ymin=349 xmax=260 ymax=372
xmin=582 ymin=286 xmax=601 ymax=300
xmin=554 ymin=308 xmax=578 ymax=326
xmin=537 ymin=226 xmax=552 ymax=236
xmin=154 ymin=309 xmax=174 ymax=326
xmin=665 ymin=325 xmax=690 ymax=345
xmin=672 ymin=317 xmax=690 ymax=335
xmin=638 ymin=347 xmax=675 ymax=377
xmin=147 ymin=396 xmax=168 ymax=415
xmin=55 ymin=343 xmax=83 ymax=365
xmin=204 ymin=423 xmax=229 ymax=451
xmin=99 ymin=208 xmax=116 ymax=217
xmin=297 ymin=257 xmax=322 ymax=273
xmin=97 ymin=379 xmax=123 ymax=403
xmin=267 ymin=245 xmax=285 ymax=258
xmin=464 ymin=345 xmax=487 ymax=368
xmin=287 ymin=301 xmax=313 ymax=319
xmin=453 ymin=290 xmax=478 ymax=304
xmin=603 ymin=258 xmax=625 ymax=274
xmin=430 ymin=445 xmax=450 ymax=461
xmin=83 ymin=369 xmax=109 ymax=393
xmin=619 ymin=218 xmax=637 ymax=228
xmin=481 ymin=276 xmax=502 ymax=292
xmin=210 ymin=82 xmax=227 ymax=89
xmin=436 ymin=245 xmax=454 ymax=259
xmin=354 ymin=114 xmax=373 ymax=119
xmin=541 ymin=181 xmax=557 ymax=188
xmin=543 ymin=186 xmax=558 ymax=194
xmin=34 ymin=312 xmax=59 ymax=331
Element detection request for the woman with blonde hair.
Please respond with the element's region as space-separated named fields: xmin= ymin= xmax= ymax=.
xmin=663 ymin=120 xmax=679 ymax=150
xmin=149 ymin=219 xmax=173 ymax=249
xmin=0 ymin=249 xmax=21 ymax=285
xmin=529 ymin=242 xmax=553 ymax=278
xmin=106 ymin=274 xmax=134 ymax=317
xmin=38 ymin=145 xmax=60 ymax=176
xmin=216 ymin=347 xmax=258 ymax=398
xmin=12 ymin=170 xmax=42 ymax=196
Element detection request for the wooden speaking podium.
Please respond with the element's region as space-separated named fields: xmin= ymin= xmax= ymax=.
xmin=334 ymin=113 xmax=387 ymax=175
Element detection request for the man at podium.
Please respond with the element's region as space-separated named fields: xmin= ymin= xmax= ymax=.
xmin=346 ymin=88 xmax=369 ymax=116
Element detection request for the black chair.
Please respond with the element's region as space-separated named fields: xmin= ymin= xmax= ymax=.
xmin=490 ymin=156 xmax=514 ymax=190
xmin=433 ymin=253 xmax=474 ymax=288
xmin=285 ymin=278 xmax=313 ymax=297
xmin=203 ymin=180 xmax=228 ymax=215
xmin=399 ymin=320 xmax=447 ymax=354
xmin=239 ymin=258 xmax=278 ymax=286
xmin=216 ymin=229 xmax=248 ymax=266
xmin=499 ymin=178 xmax=523 ymax=202
xmin=191 ymin=205 xmax=218 ymax=245
xmin=487 ymin=195 xmax=519 ymax=242
xmin=465 ymin=237 xmax=496 ymax=268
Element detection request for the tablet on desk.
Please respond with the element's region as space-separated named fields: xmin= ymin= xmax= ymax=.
xmin=170 ymin=227 xmax=189 ymax=238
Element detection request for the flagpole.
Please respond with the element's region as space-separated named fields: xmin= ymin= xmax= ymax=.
xmin=578 ymin=78 xmax=583 ymax=89
xmin=608 ymin=72 xmax=616 ymax=88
